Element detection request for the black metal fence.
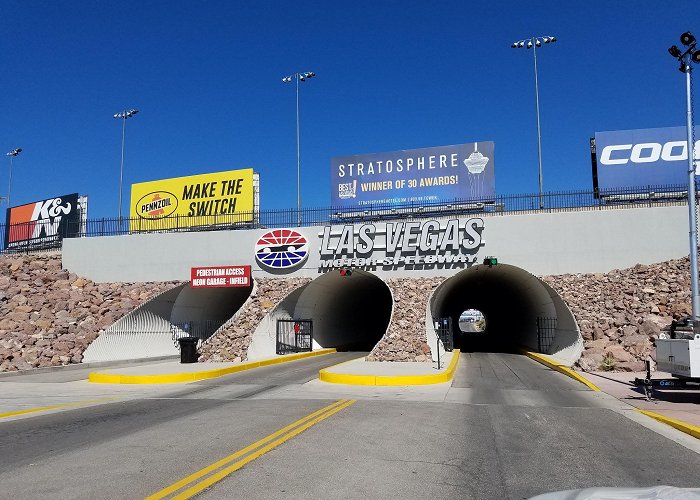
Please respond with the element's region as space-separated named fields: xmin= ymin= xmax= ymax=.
xmin=0 ymin=184 xmax=693 ymax=254
xmin=434 ymin=317 xmax=454 ymax=352
xmin=170 ymin=320 xmax=226 ymax=348
xmin=536 ymin=317 xmax=557 ymax=354
xmin=276 ymin=319 xmax=313 ymax=355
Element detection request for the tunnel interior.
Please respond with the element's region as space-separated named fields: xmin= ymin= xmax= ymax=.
xmin=248 ymin=269 xmax=393 ymax=358
xmin=82 ymin=282 xmax=255 ymax=362
xmin=294 ymin=270 xmax=393 ymax=350
xmin=169 ymin=284 xmax=254 ymax=341
xmin=429 ymin=264 xmax=582 ymax=363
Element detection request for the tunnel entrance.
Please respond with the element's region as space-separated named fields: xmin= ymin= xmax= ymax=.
xmin=248 ymin=270 xmax=393 ymax=358
xmin=429 ymin=263 xmax=582 ymax=364
xmin=170 ymin=284 xmax=254 ymax=343
xmin=293 ymin=269 xmax=392 ymax=351
xmin=83 ymin=282 xmax=254 ymax=362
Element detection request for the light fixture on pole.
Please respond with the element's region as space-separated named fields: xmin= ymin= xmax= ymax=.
xmin=512 ymin=35 xmax=557 ymax=209
xmin=5 ymin=148 xmax=22 ymax=208
xmin=282 ymin=71 xmax=316 ymax=226
xmin=668 ymin=31 xmax=700 ymax=330
xmin=113 ymin=108 xmax=139 ymax=221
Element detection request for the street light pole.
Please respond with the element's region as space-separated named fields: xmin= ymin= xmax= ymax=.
xmin=532 ymin=40 xmax=544 ymax=210
xmin=512 ymin=36 xmax=557 ymax=209
xmin=296 ymin=74 xmax=300 ymax=225
xmin=113 ymin=108 xmax=139 ymax=222
xmin=669 ymin=32 xmax=700 ymax=327
xmin=5 ymin=148 xmax=22 ymax=208
xmin=282 ymin=71 xmax=316 ymax=226
xmin=684 ymin=61 xmax=700 ymax=327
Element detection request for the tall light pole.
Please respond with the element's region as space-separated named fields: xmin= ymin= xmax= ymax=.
xmin=5 ymin=148 xmax=22 ymax=208
xmin=669 ymin=32 xmax=700 ymax=328
xmin=512 ymin=36 xmax=557 ymax=209
xmin=113 ymin=108 xmax=139 ymax=221
xmin=282 ymin=71 xmax=316 ymax=226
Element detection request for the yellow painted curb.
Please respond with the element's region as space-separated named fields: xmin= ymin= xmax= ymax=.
xmin=636 ymin=409 xmax=700 ymax=439
xmin=319 ymin=349 xmax=461 ymax=386
xmin=523 ymin=350 xmax=602 ymax=392
xmin=88 ymin=348 xmax=337 ymax=384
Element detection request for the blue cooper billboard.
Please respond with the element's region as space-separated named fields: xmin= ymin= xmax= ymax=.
xmin=594 ymin=126 xmax=699 ymax=192
xmin=331 ymin=142 xmax=495 ymax=208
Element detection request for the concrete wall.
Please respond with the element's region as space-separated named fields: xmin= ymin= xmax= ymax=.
xmin=62 ymin=205 xmax=690 ymax=282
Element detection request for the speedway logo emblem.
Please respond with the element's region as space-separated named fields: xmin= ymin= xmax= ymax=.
xmin=255 ymin=229 xmax=309 ymax=270
xmin=5 ymin=193 xmax=80 ymax=251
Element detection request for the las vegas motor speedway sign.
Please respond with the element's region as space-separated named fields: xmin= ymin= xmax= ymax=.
xmin=317 ymin=218 xmax=485 ymax=270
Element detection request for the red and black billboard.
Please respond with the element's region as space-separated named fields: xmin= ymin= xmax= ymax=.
xmin=4 ymin=193 xmax=80 ymax=251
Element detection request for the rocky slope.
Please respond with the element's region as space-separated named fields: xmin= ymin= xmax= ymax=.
xmin=198 ymin=277 xmax=312 ymax=362
xmin=0 ymin=253 xmax=177 ymax=372
xmin=544 ymin=257 xmax=692 ymax=372
xmin=0 ymin=252 xmax=695 ymax=373
xmin=367 ymin=278 xmax=444 ymax=362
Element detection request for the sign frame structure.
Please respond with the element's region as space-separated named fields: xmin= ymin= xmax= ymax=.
xmin=330 ymin=142 xmax=495 ymax=210
xmin=592 ymin=126 xmax=699 ymax=195
xmin=190 ymin=265 xmax=252 ymax=288
xmin=129 ymin=168 xmax=257 ymax=232
xmin=4 ymin=193 xmax=81 ymax=251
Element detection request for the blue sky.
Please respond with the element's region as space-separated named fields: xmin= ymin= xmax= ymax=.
xmin=1 ymin=1 xmax=697 ymax=218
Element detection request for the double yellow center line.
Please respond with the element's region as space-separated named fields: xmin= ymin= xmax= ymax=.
xmin=146 ymin=399 xmax=356 ymax=500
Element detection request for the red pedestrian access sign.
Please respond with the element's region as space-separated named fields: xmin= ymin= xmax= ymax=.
xmin=190 ymin=265 xmax=251 ymax=288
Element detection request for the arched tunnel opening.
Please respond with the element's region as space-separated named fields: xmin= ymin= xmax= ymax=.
xmin=248 ymin=269 xmax=393 ymax=358
xmin=82 ymin=282 xmax=254 ymax=362
xmin=170 ymin=284 xmax=254 ymax=341
xmin=294 ymin=269 xmax=393 ymax=351
xmin=429 ymin=263 xmax=582 ymax=364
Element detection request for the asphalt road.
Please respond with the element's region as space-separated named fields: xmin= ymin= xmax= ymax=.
xmin=0 ymin=352 xmax=698 ymax=500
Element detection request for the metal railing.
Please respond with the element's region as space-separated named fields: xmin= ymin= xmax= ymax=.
xmin=536 ymin=317 xmax=557 ymax=354
xmin=276 ymin=319 xmax=313 ymax=355
xmin=170 ymin=320 xmax=227 ymax=348
xmin=0 ymin=184 xmax=693 ymax=253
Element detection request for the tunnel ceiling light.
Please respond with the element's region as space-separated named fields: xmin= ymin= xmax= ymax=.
xmin=483 ymin=256 xmax=498 ymax=267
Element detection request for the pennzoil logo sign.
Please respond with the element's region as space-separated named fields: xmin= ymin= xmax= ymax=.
xmin=129 ymin=168 xmax=255 ymax=231
xmin=136 ymin=191 xmax=178 ymax=220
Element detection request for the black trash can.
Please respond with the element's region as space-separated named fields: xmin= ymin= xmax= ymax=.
xmin=178 ymin=336 xmax=199 ymax=364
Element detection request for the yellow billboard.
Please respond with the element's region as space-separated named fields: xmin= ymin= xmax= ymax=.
xmin=129 ymin=168 xmax=255 ymax=231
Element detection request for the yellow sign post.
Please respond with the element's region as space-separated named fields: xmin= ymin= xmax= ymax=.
xmin=129 ymin=168 xmax=255 ymax=232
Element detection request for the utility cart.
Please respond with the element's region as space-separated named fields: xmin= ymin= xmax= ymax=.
xmin=634 ymin=319 xmax=700 ymax=400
